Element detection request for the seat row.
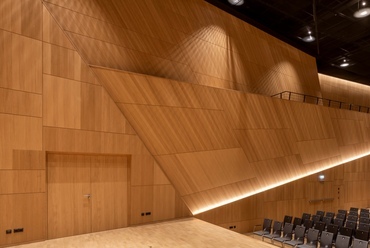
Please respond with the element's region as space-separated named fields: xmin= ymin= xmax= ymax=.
xmin=253 ymin=208 xmax=370 ymax=248
xmin=254 ymin=220 xmax=368 ymax=248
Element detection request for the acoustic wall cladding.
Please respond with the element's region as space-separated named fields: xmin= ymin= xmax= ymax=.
xmin=0 ymin=1 xmax=190 ymax=247
xmin=93 ymin=67 xmax=370 ymax=215
xmin=43 ymin=0 xmax=321 ymax=97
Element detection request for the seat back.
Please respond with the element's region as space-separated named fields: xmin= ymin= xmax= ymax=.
xmin=358 ymin=222 xmax=370 ymax=232
xmin=293 ymin=217 xmax=302 ymax=229
xmin=262 ymin=218 xmax=272 ymax=231
xmin=272 ymin=221 xmax=282 ymax=234
xmin=294 ymin=225 xmax=305 ymax=241
xmin=303 ymin=218 xmax=313 ymax=231
xmin=314 ymin=221 xmax=325 ymax=234
xmin=312 ymin=214 xmax=321 ymax=225
xmin=326 ymin=212 xmax=335 ymax=218
xmin=353 ymin=238 xmax=368 ymax=248
xmin=339 ymin=226 xmax=353 ymax=238
xmin=360 ymin=208 xmax=369 ymax=214
xmin=323 ymin=216 xmax=333 ymax=227
xmin=333 ymin=218 xmax=344 ymax=227
xmin=348 ymin=212 xmax=358 ymax=219
xmin=355 ymin=230 xmax=369 ymax=241
xmin=359 ymin=212 xmax=369 ymax=219
xmin=316 ymin=210 xmax=325 ymax=218
xmin=347 ymin=214 xmax=358 ymax=222
xmin=345 ymin=220 xmax=356 ymax=230
xmin=327 ymin=224 xmax=339 ymax=240
xmin=335 ymin=234 xmax=351 ymax=248
xmin=338 ymin=209 xmax=347 ymax=215
xmin=320 ymin=231 xmax=334 ymax=247
xmin=306 ymin=228 xmax=319 ymax=245
xmin=359 ymin=217 xmax=370 ymax=224
xmin=350 ymin=207 xmax=359 ymax=213
xmin=301 ymin=213 xmax=311 ymax=222
xmin=283 ymin=215 xmax=292 ymax=225
xmin=336 ymin=213 xmax=346 ymax=220
xmin=282 ymin=222 xmax=293 ymax=238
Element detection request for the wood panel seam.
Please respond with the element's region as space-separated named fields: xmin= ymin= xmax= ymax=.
xmin=41 ymin=125 xmax=137 ymax=136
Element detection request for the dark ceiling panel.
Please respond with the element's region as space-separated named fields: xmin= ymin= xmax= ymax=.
xmin=206 ymin=0 xmax=370 ymax=86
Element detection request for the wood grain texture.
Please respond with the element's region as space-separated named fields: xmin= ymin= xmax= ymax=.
xmin=0 ymin=30 xmax=42 ymax=93
xmin=0 ymin=0 xmax=42 ymax=40
xmin=93 ymin=67 xmax=370 ymax=214
xmin=0 ymin=88 xmax=42 ymax=117
xmin=0 ymin=2 xmax=190 ymax=246
xmin=43 ymin=43 xmax=97 ymax=85
xmin=320 ymin=73 xmax=370 ymax=108
xmin=42 ymin=6 xmax=74 ymax=49
xmin=43 ymin=75 xmax=82 ymax=129
xmin=0 ymin=170 xmax=45 ymax=194
xmin=43 ymin=0 xmax=321 ymax=96
xmin=48 ymin=154 xmax=129 ymax=238
xmin=0 ymin=114 xmax=42 ymax=169
xmin=10 ymin=218 xmax=280 ymax=248
xmin=91 ymin=155 xmax=128 ymax=232
xmin=198 ymin=154 xmax=370 ymax=234
xmin=0 ymin=193 xmax=46 ymax=247
xmin=47 ymin=154 xmax=92 ymax=239
xmin=12 ymin=150 xmax=45 ymax=170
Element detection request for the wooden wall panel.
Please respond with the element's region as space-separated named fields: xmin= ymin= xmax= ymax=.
xmin=319 ymin=73 xmax=370 ymax=108
xmin=44 ymin=0 xmax=321 ymax=96
xmin=43 ymin=43 xmax=97 ymax=85
xmin=43 ymin=127 xmax=142 ymax=155
xmin=0 ymin=1 xmax=190 ymax=246
xmin=198 ymin=155 xmax=370 ymax=234
xmin=0 ymin=114 xmax=42 ymax=169
xmin=80 ymin=82 xmax=134 ymax=134
xmin=0 ymin=193 xmax=46 ymax=247
xmin=12 ymin=150 xmax=45 ymax=170
xmin=0 ymin=30 xmax=42 ymax=93
xmin=0 ymin=88 xmax=42 ymax=117
xmin=43 ymin=75 xmax=81 ymax=129
xmin=0 ymin=0 xmax=42 ymax=40
xmin=43 ymin=6 xmax=74 ymax=49
xmin=0 ymin=170 xmax=45 ymax=194
xmin=93 ymin=67 xmax=370 ymax=214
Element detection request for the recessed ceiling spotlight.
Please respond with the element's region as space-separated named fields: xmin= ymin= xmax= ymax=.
xmin=302 ymin=31 xmax=315 ymax=42
xmin=354 ymin=1 xmax=370 ymax=18
xmin=340 ymin=59 xmax=349 ymax=67
xmin=354 ymin=7 xmax=370 ymax=17
xmin=228 ymin=0 xmax=244 ymax=6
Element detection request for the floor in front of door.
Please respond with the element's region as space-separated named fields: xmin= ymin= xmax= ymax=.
xmin=13 ymin=217 xmax=277 ymax=248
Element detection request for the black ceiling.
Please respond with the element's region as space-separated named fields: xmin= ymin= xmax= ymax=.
xmin=206 ymin=0 xmax=370 ymax=86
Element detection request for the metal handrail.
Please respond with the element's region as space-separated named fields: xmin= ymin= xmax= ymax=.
xmin=271 ymin=91 xmax=370 ymax=114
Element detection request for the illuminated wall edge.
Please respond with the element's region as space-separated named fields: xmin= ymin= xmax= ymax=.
xmin=192 ymin=151 xmax=370 ymax=215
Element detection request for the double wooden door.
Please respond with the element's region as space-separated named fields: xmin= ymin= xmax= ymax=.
xmin=47 ymin=154 xmax=129 ymax=239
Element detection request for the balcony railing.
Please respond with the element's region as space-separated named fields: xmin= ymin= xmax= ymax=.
xmin=271 ymin=91 xmax=370 ymax=114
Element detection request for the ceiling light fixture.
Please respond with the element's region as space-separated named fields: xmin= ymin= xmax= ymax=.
xmin=302 ymin=31 xmax=315 ymax=42
xmin=228 ymin=0 xmax=244 ymax=6
xmin=354 ymin=0 xmax=370 ymax=18
xmin=340 ymin=59 xmax=349 ymax=67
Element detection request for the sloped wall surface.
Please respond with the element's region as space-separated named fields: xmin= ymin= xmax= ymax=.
xmin=93 ymin=67 xmax=370 ymax=214
xmin=43 ymin=0 xmax=321 ymax=96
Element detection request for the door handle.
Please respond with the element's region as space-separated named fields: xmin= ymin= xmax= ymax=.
xmin=83 ymin=194 xmax=91 ymax=199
